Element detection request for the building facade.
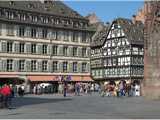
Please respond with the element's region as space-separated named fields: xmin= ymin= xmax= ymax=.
xmin=91 ymin=18 xmax=144 ymax=84
xmin=0 ymin=1 xmax=94 ymax=89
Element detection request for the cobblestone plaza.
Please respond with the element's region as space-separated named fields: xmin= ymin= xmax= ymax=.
xmin=0 ymin=94 xmax=160 ymax=119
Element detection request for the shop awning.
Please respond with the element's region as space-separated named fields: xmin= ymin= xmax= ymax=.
xmin=71 ymin=76 xmax=93 ymax=82
xmin=27 ymin=75 xmax=93 ymax=82
xmin=27 ymin=75 xmax=57 ymax=82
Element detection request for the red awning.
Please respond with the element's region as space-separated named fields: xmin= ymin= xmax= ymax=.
xmin=71 ymin=76 xmax=93 ymax=82
xmin=27 ymin=75 xmax=93 ymax=82
xmin=27 ymin=75 xmax=57 ymax=82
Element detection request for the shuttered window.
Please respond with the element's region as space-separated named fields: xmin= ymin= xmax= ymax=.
xmin=19 ymin=60 xmax=25 ymax=71
xmin=42 ymin=44 xmax=47 ymax=54
xmin=31 ymin=60 xmax=37 ymax=72
xmin=6 ymin=24 xmax=14 ymax=36
xmin=73 ymin=62 xmax=77 ymax=72
xmin=42 ymin=60 xmax=48 ymax=72
xmin=53 ymin=61 xmax=58 ymax=72
xmin=7 ymin=59 xmax=13 ymax=71
xmin=7 ymin=41 xmax=13 ymax=53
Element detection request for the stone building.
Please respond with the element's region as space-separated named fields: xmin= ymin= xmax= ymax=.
xmin=0 ymin=1 xmax=94 ymax=90
xmin=90 ymin=18 xmax=144 ymax=84
xmin=143 ymin=1 xmax=160 ymax=99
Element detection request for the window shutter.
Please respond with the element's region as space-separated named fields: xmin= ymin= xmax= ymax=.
xmin=26 ymin=43 xmax=31 ymax=53
xmin=14 ymin=42 xmax=20 ymax=53
xmin=37 ymin=44 xmax=42 ymax=54
xmin=48 ymin=61 xmax=52 ymax=72
xmin=57 ymin=31 xmax=62 ymax=40
xmin=26 ymin=27 xmax=31 ymax=37
xmin=78 ymin=47 xmax=82 ymax=57
xmin=0 ymin=59 xmax=2 ymax=71
xmin=78 ymin=62 xmax=82 ymax=73
xmin=69 ymin=46 xmax=73 ymax=57
xmin=47 ymin=31 xmax=52 ymax=39
xmin=58 ymin=45 xmax=63 ymax=56
xmin=38 ymin=61 xmax=42 ymax=72
xmin=14 ymin=60 xmax=19 ymax=72
xmin=2 ymin=59 xmax=7 ymax=72
xmin=87 ymin=48 xmax=90 ymax=57
xmin=59 ymin=62 xmax=62 ymax=73
xmin=16 ymin=25 xmax=19 ymax=36
xmin=25 ymin=60 xmax=31 ymax=72
xmin=47 ymin=45 xmax=52 ymax=55
xmin=69 ymin=62 xmax=73 ymax=73
xmin=1 ymin=41 xmax=7 ymax=52
xmin=87 ymin=62 xmax=90 ymax=72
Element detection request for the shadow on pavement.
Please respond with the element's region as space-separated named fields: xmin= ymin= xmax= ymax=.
xmin=11 ymin=96 xmax=72 ymax=109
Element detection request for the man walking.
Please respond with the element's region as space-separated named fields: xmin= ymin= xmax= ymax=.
xmin=0 ymin=84 xmax=12 ymax=109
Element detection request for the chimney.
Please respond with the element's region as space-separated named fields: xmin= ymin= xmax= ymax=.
xmin=132 ymin=15 xmax=136 ymax=24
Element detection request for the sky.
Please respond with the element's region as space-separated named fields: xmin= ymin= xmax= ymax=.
xmin=63 ymin=1 xmax=144 ymax=23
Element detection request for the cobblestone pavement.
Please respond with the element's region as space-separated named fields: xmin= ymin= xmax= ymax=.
xmin=0 ymin=93 xmax=160 ymax=119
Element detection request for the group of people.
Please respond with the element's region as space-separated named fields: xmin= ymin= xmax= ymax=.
xmin=0 ymin=84 xmax=25 ymax=109
xmin=100 ymin=81 xmax=141 ymax=97
xmin=58 ymin=82 xmax=100 ymax=96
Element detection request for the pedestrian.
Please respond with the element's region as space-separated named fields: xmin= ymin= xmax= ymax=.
xmin=63 ymin=82 xmax=67 ymax=97
xmin=18 ymin=86 xmax=23 ymax=97
xmin=0 ymin=84 xmax=12 ymax=109
xmin=0 ymin=87 xmax=3 ymax=108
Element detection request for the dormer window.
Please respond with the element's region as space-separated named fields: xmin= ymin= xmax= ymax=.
xmin=32 ymin=16 xmax=38 ymax=22
xmin=28 ymin=4 xmax=34 ymax=9
xmin=42 ymin=17 xmax=49 ymax=24
xmin=20 ymin=14 xmax=26 ymax=21
xmin=9 ymin=1 xmax=14 ymax=6
xmin=55 ymin=19 xmax=60 ymax=24
xmin=6 ymin=11 xmax=14 ymax=19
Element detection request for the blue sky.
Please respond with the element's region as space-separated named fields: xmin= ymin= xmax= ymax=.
xmin=63 ymin=1 xmax=144 ymax=23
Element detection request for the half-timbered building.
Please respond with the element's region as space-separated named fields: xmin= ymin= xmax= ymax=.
xmin=91 ymin=18 xmax=144 ymax=84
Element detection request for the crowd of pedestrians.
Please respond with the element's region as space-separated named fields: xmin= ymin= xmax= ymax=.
xmin=100 ymin=80 xmax=141 ymax=97
xmin=58 ymin=82 xmax=100 ymax=96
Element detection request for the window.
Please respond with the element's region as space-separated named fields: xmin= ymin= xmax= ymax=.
xmin=31 ymin=60 xmax=37 ymax=71
xmin=53 ymin=61 xmax=58 ymax=72
xmin=52 ymin=45 xmax=58 ymax=55
xmin=31 ymin=44 xmax=36 ymax=54
xmin=73 ymin=62 xmax=77 ymax=72
xmin=0 ymin=24 xmax=2 ymax=35
xmin=42 ymin=17 xmax=49 ymax=24
xmin=19 ymin=26 xmax=25 ymax=37
xmin=42 ymin=29 xmax=48 ymax=39
xmin=7 ymin=25 xmax=14 ymax=36
xmin=73 ymin=47 xmax=77 ymax=57
xmin=63 ymin=46 xmax=68 ymax=56
xmin=19 ymin=60 xmax=25 ymax=71
xmin=31 ymin=28 xmax=36 ymax=38
xmin=82 ymin=32 xmax=87 ymax=43
xmin=7 ymin=41 xmax=13 ymax=53
xmin=42 ymin=45 xmax=47 ymax=54
xmin=42 ymin=61 xmax=48 ymax=72
xmin=6 ymin=11 xmax=14 ymax=19
xmin=63 ymin=62 xmax=68 ymax=72
xmin=32 ymin=16 xmax=38 ymax=22
xmin=82 ymin=63 xmax=87 ymax=72
xmin=82 ymin=48 xmax=87 ymax=57
xmin=7 ymin=59 xmax=13 ymax=71
xmin=19 ymin=43 xmax=25 ymax=53
xmin=52 ymin=31 xmax=57 ymax=40
xmin=73 ymin=32 xmax=79 ymax=42
xmin=63 ymin=31 xmax=69 ymax=41
xmin=20 ymin=14 xmax=26 ymax=21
